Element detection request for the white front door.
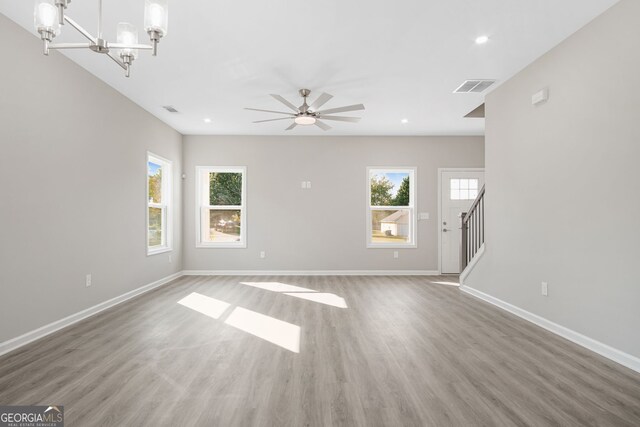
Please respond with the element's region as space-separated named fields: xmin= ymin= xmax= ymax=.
xmin=440 ymin=170 xmax=485 ymax=274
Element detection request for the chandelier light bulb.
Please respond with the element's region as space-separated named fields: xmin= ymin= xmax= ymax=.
xmin=34 ymin=0 xmax=60 ymax=35
xmin=144 ymin=0 xmax=168 ymax=36
xmin=117 ymin=22 xmax=139 ymax=59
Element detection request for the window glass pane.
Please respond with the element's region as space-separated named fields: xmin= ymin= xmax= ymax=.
xmin=148 ymin=207 xmax=163 ymax=247
xmin=210 ymin=173 xmax=242 ymax=206
xmin=205 ymin=209 xmax=242 ymax=243
xmin=460 ymin=189 xmax=469 ymax=200
xmin=148 ymin=161 xmax=162 ymax=204
xmin=460 ymin=179 xmax=469 ymax=189
xmin=450 ymin=179 xmax=459 ymax=190
xmin=469 ymin=179 xmax=478 ymax=190
xmin=370 ymin=172 xmax=410 ymax=207
xmin=370 ymin=209 xmax=411 ymax=244
xmin=451 ymin=189 xmax=460 ymax=200
xmin=469 ymin=189 xmax=478 ymax=199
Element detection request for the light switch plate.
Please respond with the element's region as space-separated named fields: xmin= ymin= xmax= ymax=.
xmin=541 ymin=282 xmax=548 ymax=296
xmin=419 ymin=212 xmax=430 ymax=220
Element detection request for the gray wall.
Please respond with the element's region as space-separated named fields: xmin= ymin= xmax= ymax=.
xmin=465 ymin=0 xmax=640 ymax=358
xmin=183 ymin=136 xmax=484 ymax=271
xmin=0 ymin=15 xmax=183 ymax=343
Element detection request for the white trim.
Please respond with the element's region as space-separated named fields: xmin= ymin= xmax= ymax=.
xmin=459 ymin=243 xmax=485 ymax=285
xmin=0 ymin=271 xmax=183 ymax=358
xmin=437 ymin=167 xmax=485 ymax=274
xmin=195 ymin=166 xmax=247 ymax=249
xmin=366 ymin=166 xmax=418 ymax=249
xmin=459 ymin=285 xmax=640 ymax=374
xmin=183 ymin=270 xmax=439 ymax=276
xmin=147 ymin=152 xmax=173 ymax=256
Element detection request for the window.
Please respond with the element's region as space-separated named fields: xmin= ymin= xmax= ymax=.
xmin=367 ymin=167 xmax=416 ymax=248
xmin=450 ymin=178 xmax=479 ymax=200
xmin=147 ymin=153 xmax=172 ymax=255
xmin=196 ymin=166 xmax=246 ymax=248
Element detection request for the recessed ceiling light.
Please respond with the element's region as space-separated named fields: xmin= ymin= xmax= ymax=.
xmin=401 ymin=118 xmax=409 ymax=124
xmin=203 ymin=118 xmax=212 ymax=123
xmin=475 ymin=35 xmax=489 ymax=45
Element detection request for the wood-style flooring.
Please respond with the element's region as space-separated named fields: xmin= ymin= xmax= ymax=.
xmin=0 ymin=275 xmax=639 ymax=426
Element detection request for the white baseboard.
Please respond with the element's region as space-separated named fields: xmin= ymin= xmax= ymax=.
xmin=459 ymin=243 xmax=485 ymax=285
xmin=182 ymin=270 xmax=440 ymax=276
xmin=0 ymin=271 xmax=183 ymax=358
xmin=460 ymin=285 xmax=640 ymax=374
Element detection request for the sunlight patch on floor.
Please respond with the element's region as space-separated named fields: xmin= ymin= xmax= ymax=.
xmin=431 ymin=281 xmax=460 ymax=287
xmin=225 ymin=307 xmax=300 ymax=353
xmin=239 ymin=282 xmax=314 ymax=293
xmin=178 ymin=292 xmax=231 ymax=319
xmin=283 ymin=292 xmax=348 ymax=308
xmin=239 ymin=282 xmax=348 ymax=308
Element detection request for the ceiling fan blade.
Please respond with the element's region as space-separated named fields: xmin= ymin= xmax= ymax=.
xmin=316 ymin=103 xmax=365 ymax=115
xmin=245 ymin=108 xmax=295 ymax=116
xmin=309 ymin=93 xmax=333 ymax=111
xmin=253 ymin=117 xmax=294 ymax=123
xmin=270 ymin=94 xmax=299 ymax=112
xmin=317 ymin=116 xmax=361 ymax=123
xmin=285 ymin=122 xmax=298 ymax=131
xmin=315 ymin=120 xmax=331 ymax=131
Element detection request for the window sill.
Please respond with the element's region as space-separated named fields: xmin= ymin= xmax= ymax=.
xmin=196 ymin=243 xmax=247 ymax=249
xmin=147 ymin=247 xmax=173 ymax=256
xmin=367 ymin=244 xmax=417 ymax=249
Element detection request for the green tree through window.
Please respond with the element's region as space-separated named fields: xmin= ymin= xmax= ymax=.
xmin=370 ymin=175 xmax=394 ymax=206
xmin=210 ymin=172 xmax=242 ymax=205
xmin=392 ymin=176 xmax=410 ymax=206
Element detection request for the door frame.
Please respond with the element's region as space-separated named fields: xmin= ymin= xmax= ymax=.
xmin=437 ymin=168 xmax=485 ymax=275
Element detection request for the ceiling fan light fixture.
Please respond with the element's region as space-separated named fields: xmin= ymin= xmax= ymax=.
xmin=294 ymin=115 xmax=317 ymax=125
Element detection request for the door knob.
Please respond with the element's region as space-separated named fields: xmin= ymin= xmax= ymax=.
xmin=442 ymin=228 xmax=450 ymax=232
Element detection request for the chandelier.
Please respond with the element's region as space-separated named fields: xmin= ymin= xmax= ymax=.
xmin=33 ymin=0 xmax=168 ymax=77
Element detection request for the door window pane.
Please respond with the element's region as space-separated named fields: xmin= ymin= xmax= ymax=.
xmin=450 ymin=178 xmax=479 ymax=200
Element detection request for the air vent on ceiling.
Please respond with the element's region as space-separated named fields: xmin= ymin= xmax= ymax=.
xmin=162 ymin=105 xmax=179 ymax=113
xmin=454 ymin=80 xmax=496 ymax=94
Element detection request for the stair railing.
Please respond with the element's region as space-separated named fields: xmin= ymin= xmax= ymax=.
xmin=461 ymin=185 xmax=485 ymax=272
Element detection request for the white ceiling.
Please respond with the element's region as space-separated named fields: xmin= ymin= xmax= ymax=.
xmin=1 ymin=0 xmax=619 ymax=135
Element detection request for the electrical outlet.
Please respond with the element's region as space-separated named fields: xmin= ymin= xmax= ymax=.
xmin=393 ymin=251 xmax=399 ymax=259
xmin=541 ymin=282 xmax=548 ymax=296
xmin=168 ymin=255 xmax=172 ymax=263
xmin=86 ymin=274 xmax=92 ymax=287
xmin=260 ymin=251 xmax=266 ymax=259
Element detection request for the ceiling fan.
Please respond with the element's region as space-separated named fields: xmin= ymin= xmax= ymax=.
xmin=245 ymin=89 xmax=365 ymax=131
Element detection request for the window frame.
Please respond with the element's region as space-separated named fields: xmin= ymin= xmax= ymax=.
xmin=195 ymin=166 xmax=247 ymax=249
xmin=366 ymin=166 xmax=417 ymax=249
xmin=146 ymin=152 xmax=173 ymax=256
